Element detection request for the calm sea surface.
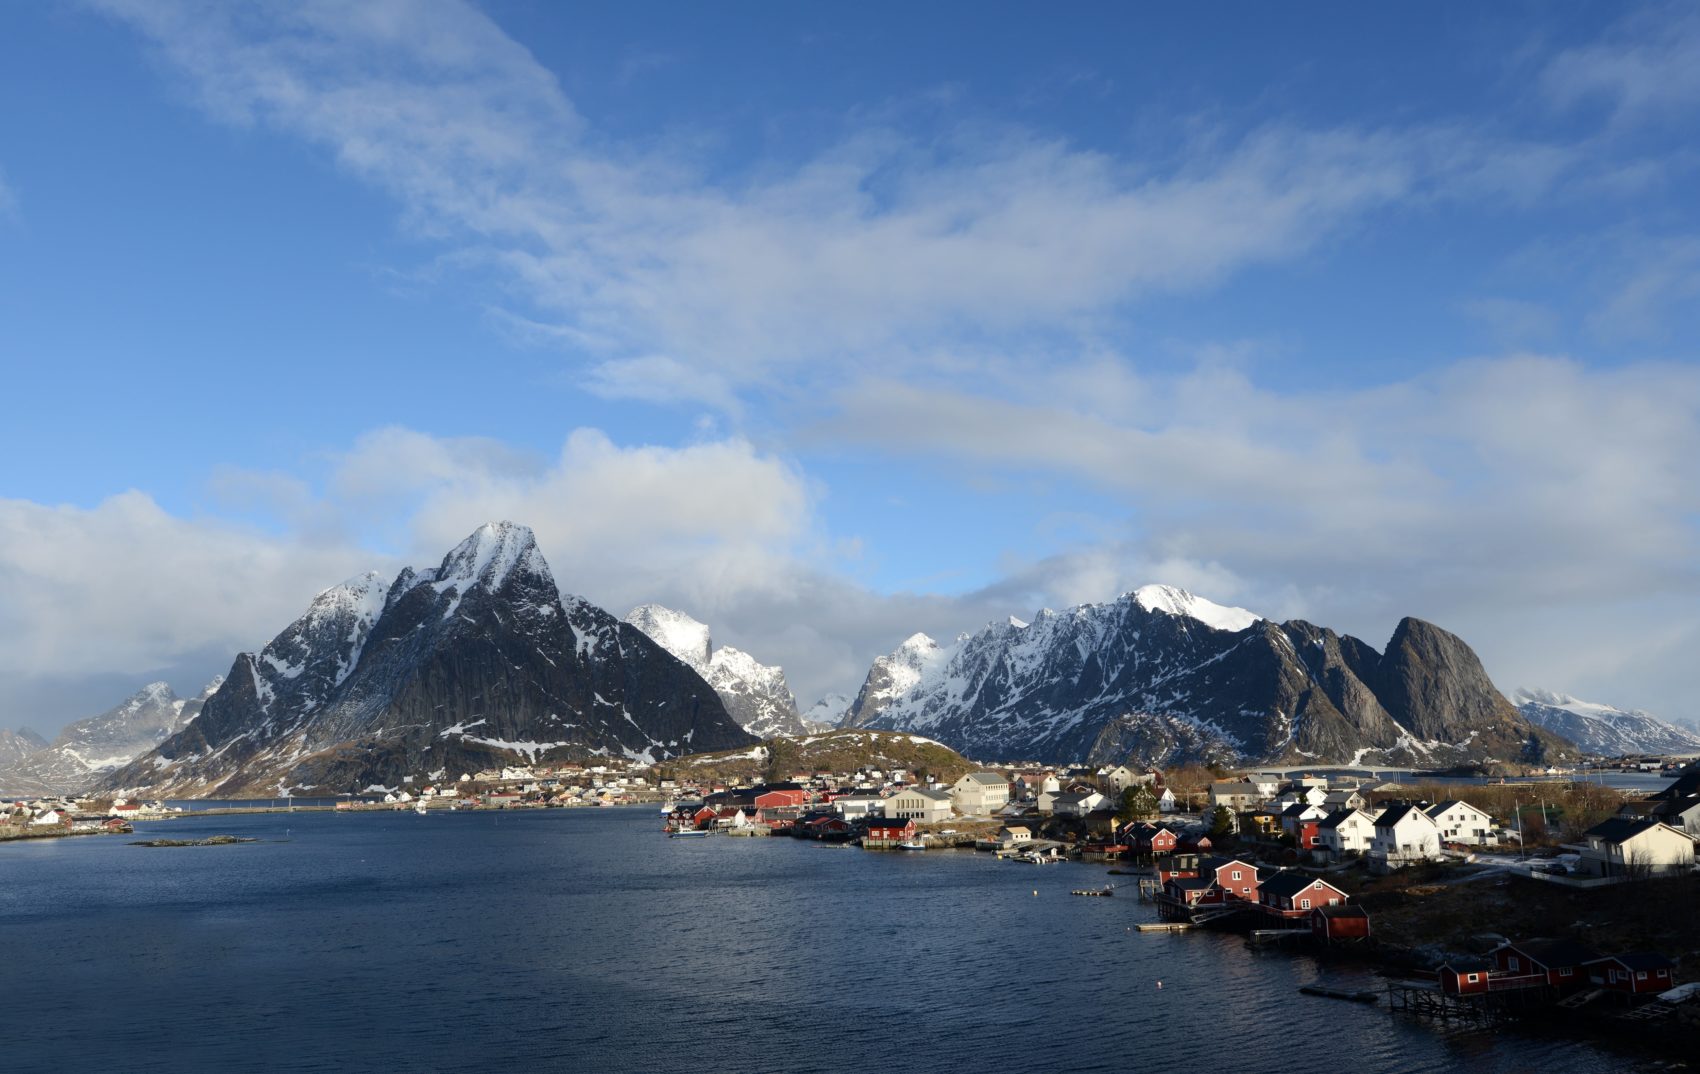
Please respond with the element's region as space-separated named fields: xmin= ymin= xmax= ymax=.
xmin=0 ymin=808 xmax=1635 ymax=1073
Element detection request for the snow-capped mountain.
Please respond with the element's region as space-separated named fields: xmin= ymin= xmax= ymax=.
xmin=801 ymin=693 xmax=852 ymax=731
xmin=846 ymin=585 xmax=1564 ymax=768
xmin=101 ymin=523 xmax=754 ymax=798
xmin=0 ymin=727 xmax=47 ymax=770
xmin=0 ymin=678 xmax=224 ymax=795
xmin=624 ymin=604 xmax=805 ymax=738
xmin=1512 ymin=689 xmax=1700 ymax=757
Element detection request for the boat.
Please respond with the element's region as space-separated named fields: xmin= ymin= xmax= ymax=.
xmin=659 ymin=800 xmax=676 ymax=816
xmin=414 ymin=801 xmax=428 ymax=816
xmin=897 ymin=840 xmax=926 ymax=851
xmin=668 ymin=828 xmax=710 ymax=838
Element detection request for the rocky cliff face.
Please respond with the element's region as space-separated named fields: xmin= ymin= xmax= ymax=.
xmin=101 ymin=523 xmax=754 ymax=797
xmin=623 ymin=604 xmax=805 ymax=738
xmin=848 ymin=585 xmax=1566 ymax=768
xmin=1513 ymin=689 xmax=1700 ymax=757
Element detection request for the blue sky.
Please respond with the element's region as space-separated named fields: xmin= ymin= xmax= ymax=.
xmin=3 ymin=1 xmax=1699 ymax=734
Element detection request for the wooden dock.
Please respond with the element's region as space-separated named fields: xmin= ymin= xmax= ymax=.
xmin=1137 ymin=922 xmax=1193 ymax=933
xmin=1384 ymin=981 xmax=1554 ymax=1025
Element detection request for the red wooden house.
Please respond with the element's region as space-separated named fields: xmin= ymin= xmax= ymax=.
xmin=1439 ymin=957 xmax=1494 ymax=995
xmin=1586 ymin=953 xmax=1676 ymax=995
xmin=1491 ymin=939 xmax=1601 ymax=994
xmin=1203 ymin=857 xmax=1260 ymax=902
xmin=752 ymin=786 xmax=810 ymax=810
xmin=862 ymin=818 xmax=917 ymax=849
xmin=1309 ymin=905 xmax=1371 ymax=943
xmin=1154 ymin=852 xmax=1200 ymax=884
xmin=1257 ymin=872 xmax=1349 ymax=919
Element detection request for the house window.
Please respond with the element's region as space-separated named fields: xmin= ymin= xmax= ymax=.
xmin=1466 ymin=974 xmax=1479 ymax=983
xmin=1559 ymin=968 xmax=1573 ymax=977
xmin=1300 ymin=899 xmax=1311 ymax=909
xmin=1636 ymin=972 xmax=1647 ymax=981
xmin=1231 ymin=870 xmax=1241 ymax=880
xmin=1508 ymin=957 xmax=1520 ymax=971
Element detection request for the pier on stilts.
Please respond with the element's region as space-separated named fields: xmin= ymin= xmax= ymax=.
xmin=1384 ymin=981 xmax=1556 ymax=1026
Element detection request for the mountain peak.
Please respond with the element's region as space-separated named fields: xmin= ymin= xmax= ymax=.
xmin=624 ymin=604 xmax=712 ymax=668
xmin=433 ymin=521 xmax=551 ymax=594
xmin=1130 ymin=584 xmax=1260 ymax=633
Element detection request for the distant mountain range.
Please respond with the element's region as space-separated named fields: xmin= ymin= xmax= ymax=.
xmin=1512 ymin=689 xmax=1700 ymax=757
xmin=97 ymin=523 xmax=755 ymax=798
xmin=624 ymin=604 xmax=806 ymax=738
xmin=0 ymin=679 xmax=220 ymax=796
xmin=842 ymin=584 xmax=1570 ymax=769
xmin=28 ymin=529 xmax=1687 ymax=795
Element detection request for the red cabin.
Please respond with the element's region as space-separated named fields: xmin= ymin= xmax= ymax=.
xmin=1586 ymin=954 xmax=1676 ymax=995
xmin=1309 ymin=905 xmax=1370 ymax=942
xmin=1203 ymin=857 xmax=1260 ymax=902
xmin=862 ymin=818 xmax=917 ymax=849
xmin=1439 ymin=958 xmax=1493 ymax=995
xmin=1492 ymin=940 xmax=1601 ymax=994
xmin=1257 ymin=872 xmax=1349 ymax=918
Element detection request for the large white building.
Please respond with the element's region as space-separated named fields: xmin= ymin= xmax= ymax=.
xmin=950 ymin=772 xmax=1010 ymax=816
xmin=886 ymin=786 xmax=953 ymax=824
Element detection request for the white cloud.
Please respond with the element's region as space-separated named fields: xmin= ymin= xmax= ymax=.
xmin=89 ymin=0 xmax=1609 ymax=407
xmin=1542 ymin=6 xmax=1700 ymax=122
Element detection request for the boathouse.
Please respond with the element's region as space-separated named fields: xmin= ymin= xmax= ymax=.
xmin=1439 ymin=957 xmax=1494 ymax=996
xmin=1309 ymin=905 xmax=1370 ymax=943
xmin=862 ymin=818 xmax=917 ymax=849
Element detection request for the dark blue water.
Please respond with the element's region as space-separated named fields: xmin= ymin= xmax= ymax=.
xmin=1 ymin=808 xmax=1631 ymax=1073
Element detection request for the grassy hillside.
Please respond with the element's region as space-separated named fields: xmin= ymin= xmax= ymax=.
xmin=664 ymin=729 xmax=977 ymax=786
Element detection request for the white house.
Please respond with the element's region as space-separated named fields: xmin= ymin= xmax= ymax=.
xmin=1156 ymin=787 xmax=1177 ymax=812
xmin=1275 ymin=786 xmax=1329 ymax=809
xmin=1048 ymin=790 xmax=1106 ymax=818
xmin=1101 ymin=765 xmax=1154 ymax=794
xmin=30 ymin=809 xmax=66 ymax=826
xmin=1580 ymin=818 xmax=1696 ymax=878
xmin=951 ymin=772 xmax=1011 ymax=816
xmin=997 ymin=825 xmax=1032 ymax=848
xmin=1209 ymin=782 xmax=1263 ymax=811
xmin=1316 ymin=808 xmax=1377 ymax=858
xmin=886 ymin=786 xmax=953 ymax=824
xmin=1425 ymin=800 xmax=1497 ymax=845
xmin=1322 ymin=788 xmax=1367 ymax=812
xmin=1370 ymin=804 xmax=1443 ymax=868
xmin=832 ymin=793 xmax=887 ymax=820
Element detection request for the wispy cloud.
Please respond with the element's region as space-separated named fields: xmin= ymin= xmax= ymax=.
xmin=1542 ymin=4 xmax=1700 ymax=122
xmin=89 ymin=0 xmax=1621 ymax=406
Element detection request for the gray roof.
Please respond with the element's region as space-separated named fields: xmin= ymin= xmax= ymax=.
xmin=961 ymin=772 xmax=1008 ymax=786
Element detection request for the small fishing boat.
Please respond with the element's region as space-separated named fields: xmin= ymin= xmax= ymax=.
xmin=897 ymin=840 xmax=926 ymax=851
xmin=668 ymin=828 xmax=710 ymax=838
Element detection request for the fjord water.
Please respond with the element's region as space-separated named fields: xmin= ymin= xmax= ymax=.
xmin=3 ymin=810 xmax=1625 ymax=1074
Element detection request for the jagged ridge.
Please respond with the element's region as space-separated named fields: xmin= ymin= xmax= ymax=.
xmin=847 ymin=586 xmax=1568 ymax=768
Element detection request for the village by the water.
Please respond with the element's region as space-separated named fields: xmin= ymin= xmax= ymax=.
xmin=9 ymin=744 xmax=1700 ymax=1051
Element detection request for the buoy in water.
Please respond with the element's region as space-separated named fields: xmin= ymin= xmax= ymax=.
xmin=1032 ymin=890 xmax=1038 ymax=896
xmin=1157 ymin=980 xmax=1163 ymax=989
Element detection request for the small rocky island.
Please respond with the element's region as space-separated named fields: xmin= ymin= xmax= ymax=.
xmin=129 ymin=835 xmax=256 ymax=848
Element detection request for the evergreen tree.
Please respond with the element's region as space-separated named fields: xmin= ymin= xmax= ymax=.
xmin=1208 ymin=805 xmax=1235 ymax=838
